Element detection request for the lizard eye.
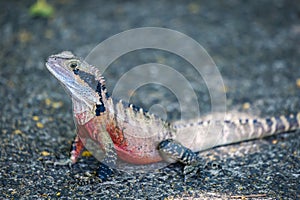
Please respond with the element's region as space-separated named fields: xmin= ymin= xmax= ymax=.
xmin=69 ymin=61 xmax=79 ymax=69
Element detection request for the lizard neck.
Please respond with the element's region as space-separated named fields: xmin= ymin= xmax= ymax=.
xmin=71 ymin=67 xmax=110 ymax=125
xmin=72 ymin=97 xmax=95 ymax=125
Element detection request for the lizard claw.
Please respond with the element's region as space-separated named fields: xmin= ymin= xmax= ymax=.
xmin=74 ymin=172 xmax=101 ymax=185
xmin=54 ymin=159 xmax=73 ymax=167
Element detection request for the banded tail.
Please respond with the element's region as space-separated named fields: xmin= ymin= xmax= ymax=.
xmin=172 ymin=112 xmax=300 ymax=152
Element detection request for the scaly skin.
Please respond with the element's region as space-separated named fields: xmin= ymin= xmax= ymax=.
xmin=46 ymin=51 xmax=300 ymax=180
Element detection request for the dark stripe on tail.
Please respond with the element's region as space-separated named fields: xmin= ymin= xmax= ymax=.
xmin=264 ymin=113 xmax=299 ymax=134
xmin=275 ymin=116 xmax=286 ymax=132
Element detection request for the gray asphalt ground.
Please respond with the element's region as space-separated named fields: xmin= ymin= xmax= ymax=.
xmin=0 ymin=0 xmax=299 ymax=199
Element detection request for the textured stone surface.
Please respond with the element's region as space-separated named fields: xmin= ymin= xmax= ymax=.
xmin=0 ymin=0 xmax=299 ymax=199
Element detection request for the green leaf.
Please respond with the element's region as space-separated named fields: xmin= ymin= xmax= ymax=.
xmin=29 ymin=0 xmax=54 ymax=18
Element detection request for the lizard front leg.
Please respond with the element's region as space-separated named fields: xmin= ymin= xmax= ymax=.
xmin=74 ymin=115 xmax=119 ymax=181
xmin=70 ymin=135 xmax=85 ymax=163
xmin=54 ymin=135 xmax=85 ymax=167
xmin=157 ymin=139 xmax=201 ymax=180
xmin=96 ymin=142 xmax=117 ymax=181
xmin=55 ymin=132 xmax=117 ymax=181
xmin=92 ymin=124 xmax=118 ymax=181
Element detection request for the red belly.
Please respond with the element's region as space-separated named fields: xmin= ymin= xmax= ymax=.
xmin=114 ymin=145 xmax=162 ymax=164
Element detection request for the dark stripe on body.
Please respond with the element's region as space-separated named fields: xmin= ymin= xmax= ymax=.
xmin=73 ymin=69 xmax=79 ymax=75
xmin=73 ymin=68 xmax=108 ymax=116
xmin=95 ymin=82 xmax=106 ymax=116
xmin=95 ymin=104 xmax=105 ymax=116
xmin=76 ymin=70 xmax=98 ymax=90
xmin=72 ymin=69 xmax=106 ymax=116
xmin=100 ymin=84 xmax=110 ymax=99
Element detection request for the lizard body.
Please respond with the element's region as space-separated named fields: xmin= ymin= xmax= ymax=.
xmin=46 ymin=51 xmax=300 ymax=179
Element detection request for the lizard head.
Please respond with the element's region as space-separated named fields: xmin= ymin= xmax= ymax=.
xmin=46 ymin=51 xmax=108 ymax=116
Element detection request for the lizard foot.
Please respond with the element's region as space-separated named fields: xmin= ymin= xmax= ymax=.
xmin=44 ymin=158 xmax=73 ymax=168
xmin=74 ymin=172 xmax=101 ymax=185
xmin=97 ymin=163 xmax=115 ymax=181
xmin=158 ymin=138 xmax=202 ymax=181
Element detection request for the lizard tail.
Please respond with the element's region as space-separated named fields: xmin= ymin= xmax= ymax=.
xmin=173 ymin=112 xmax=300 ymax=152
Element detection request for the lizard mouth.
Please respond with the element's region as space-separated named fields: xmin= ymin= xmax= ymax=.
xmin=46 ymin=57 xmax=74 ymax=85
xmin=45 ymin=57 xmax=82 ymax=99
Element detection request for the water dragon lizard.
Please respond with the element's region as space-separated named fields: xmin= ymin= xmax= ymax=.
xmin=45 ymin=51 xmax=300 ymax=181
